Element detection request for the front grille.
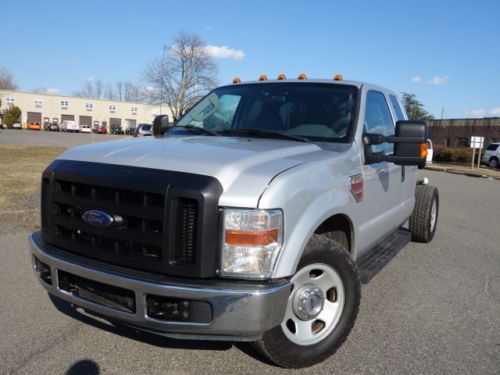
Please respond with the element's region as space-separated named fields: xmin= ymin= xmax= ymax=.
xmin=41 ymin=160 xmax=223 ymax=278
xmin=50 ymin=178 xmax=166 ymax=273
xmin=174 ymin=198 xmax=198 ymax=265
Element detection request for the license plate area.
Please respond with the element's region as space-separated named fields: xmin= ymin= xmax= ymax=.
xmin=58 ymin=270 xmax=136 ymax=314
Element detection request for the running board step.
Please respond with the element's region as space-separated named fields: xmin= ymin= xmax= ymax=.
xmin=357 ymin=228 xmax=411 ymax=284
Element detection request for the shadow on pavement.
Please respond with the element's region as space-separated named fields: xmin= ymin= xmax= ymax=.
xmin=48 ymin=293 xmax=274 ymax=366
xmin=66 ymin=359 xmax=100 ymax=375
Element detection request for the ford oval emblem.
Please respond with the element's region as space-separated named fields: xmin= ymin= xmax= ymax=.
xmin=82 ymin=209 xmax=115 ymax=227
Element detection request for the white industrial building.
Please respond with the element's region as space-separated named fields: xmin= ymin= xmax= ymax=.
xmin=0 ymin=89 xmax=169 ymax=130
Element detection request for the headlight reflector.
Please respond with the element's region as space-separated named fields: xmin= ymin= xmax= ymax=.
xmin=221 ymin=209 xmax=283 ymax=279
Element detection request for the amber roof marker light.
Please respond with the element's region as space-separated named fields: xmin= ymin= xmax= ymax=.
xmin=232 ymin=77 xmax=241 ymax=84
xmin=277 ymin=74 xmax=287 ymax=80
xmin=297 ymin=73 xmax=307 ymax=80
xmin=259 ymin=75 xmax=268 ymax=81
xmin=334 ymin=74 xmax=343 ymax=81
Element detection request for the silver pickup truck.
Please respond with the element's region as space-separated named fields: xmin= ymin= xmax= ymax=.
xmin=30 ymin=76 xmax=439 ymax=368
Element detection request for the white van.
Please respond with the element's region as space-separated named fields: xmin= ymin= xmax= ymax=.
xmin=61 ymin=120 xmax=80 ymax=133
xmin=80 ymin=124 xmax=92 ymax=133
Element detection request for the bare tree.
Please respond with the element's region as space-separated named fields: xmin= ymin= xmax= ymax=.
xmin=94 ymin=79 xmax=104 ymax=99
xmin=124 ymin=81 xmax=143 ymax=102
xmin=115 ymin=81 xmax=124 ymax=101
xmin=0 ymin=68 xmax=18 ymax=90
xmin=143 ymin=31 xmax=218 ymax=121
xmin=105 ymin=83 xmax=115 ymax=100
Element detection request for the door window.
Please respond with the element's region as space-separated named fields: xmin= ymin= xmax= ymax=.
xmin=364 ymin=91 xmax=395 ymax=155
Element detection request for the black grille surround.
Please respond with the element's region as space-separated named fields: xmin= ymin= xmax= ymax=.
xmin=41 ymin=160 xmax=223 ymax=278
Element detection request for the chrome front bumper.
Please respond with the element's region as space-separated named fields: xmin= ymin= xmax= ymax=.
xmin=29 ymin=231 xmax=291 ymax=341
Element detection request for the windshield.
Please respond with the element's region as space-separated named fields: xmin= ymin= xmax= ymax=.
xmin=176 ymin=83 xmax=358 ymax=142
xmin=140 ymin=124 xmax=152 ymax=131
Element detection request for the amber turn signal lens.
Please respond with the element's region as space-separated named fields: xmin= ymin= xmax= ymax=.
xmin=225 ymin=229 xmax=279 ymax=246
xmin=420 ymin=143 xmax=428 ymax=158
xmin=277 ymin=74 xmax=286 ymax=80
xmin=259 ymin=74 xmax=268 ymax=81
xmin=297 ymin=73 xmax=307 ymax=80
xmin=334 ymin=74 xmax=343 ymax=81
xmin=232 ymin=77 xmax=241 ymax=84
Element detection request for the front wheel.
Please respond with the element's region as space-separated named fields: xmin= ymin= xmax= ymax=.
xmin=254 ymin=235 xmax=360 ymax=368
xmin=409 ymin=184 xmax=439 ymax=243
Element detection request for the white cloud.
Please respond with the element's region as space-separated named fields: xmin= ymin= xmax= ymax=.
xmin=464 ymin=108 xmax=487 ymax=117
xmin=465 ymin=106 xmax=500 ymax=118
xmin=86 ymin=75 xmax=95 ymax=82
xmin=490 ymin=107 xmax=500 ymax=116
xmin=427 ymin=75 xmax=449 ymax=85
xmin=410 ymin=75 xmax=422 ymax=82
xmin=46 ymin=88 xmax=60 ymax=94
xmin=204 ymin=45 xmax=245 ymax=60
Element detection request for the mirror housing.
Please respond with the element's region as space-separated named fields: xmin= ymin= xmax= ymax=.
xmin=365 ymin=120 xmax=428 ymax=166
xmin=153 ymin=115 xmax=171 ymax=137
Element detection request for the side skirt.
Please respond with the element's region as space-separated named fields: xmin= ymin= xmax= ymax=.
xmin=356 ymin=228 xmax=411 ymax=284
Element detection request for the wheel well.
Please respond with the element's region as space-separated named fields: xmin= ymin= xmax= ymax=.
xmin=314 ymin=214 xmax=353 ymax=253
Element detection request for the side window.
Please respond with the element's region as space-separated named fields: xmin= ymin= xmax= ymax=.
xmin=364 ymin=91 xmax=395 ymax=155
xmin=389 ymin=95 xmax=405 ymax=121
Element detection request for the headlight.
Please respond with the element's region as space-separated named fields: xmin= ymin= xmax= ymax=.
xmin=221 ymin=208 xmax=283 ymax=279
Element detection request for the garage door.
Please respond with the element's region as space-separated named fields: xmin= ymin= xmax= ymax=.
xmin=110 ymin=118 xmax=121 ymax=127
xmin=61 ymin=114 xmax=74 ymax=122
xmin=125 ymin=119 xmax=136 ymax=129
xmin=79 ymin=116 xmax=92 ymax=126
xmin=27 ymin=112 xmax=42 ymax=123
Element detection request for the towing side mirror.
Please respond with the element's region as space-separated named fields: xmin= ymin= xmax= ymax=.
xmin=153 ymin=115 xmax=171 ymax=137
xmin=364 ymin=120 xmax=428 ymax=166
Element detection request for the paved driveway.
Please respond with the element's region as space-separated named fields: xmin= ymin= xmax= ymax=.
xmin=0 ymin=170 xmax=499 ymax=374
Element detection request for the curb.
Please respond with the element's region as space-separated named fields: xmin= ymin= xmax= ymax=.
xmin=425 ymin=166 xmax=500 ymax=180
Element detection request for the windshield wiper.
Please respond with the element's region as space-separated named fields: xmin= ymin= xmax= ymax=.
xmin=220 ymin=128 xmax=312 ymax=143
xmin=174 ymin=125 xmax=219 ymax=136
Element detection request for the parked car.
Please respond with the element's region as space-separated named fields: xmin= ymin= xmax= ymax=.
xmin=30 ymin=76 xmax=439 ymax=368
xmin=125 ymin=127 xmax=136 ymax=135
xmin=27 ymin=122 xmax=42 ymax=131
xmin=135 ymin=123 xmax=152 ymax=136
xmin=12 ymin=122 xmax=22 ymax=130
xmin=481 ymin=142 xmax=500 ymax=169
xmin=80 ymin=125 xmax=92 ymax=133
xmin=48 ymin=123 xmax=60 ymax=132
xmin=95 ymin=126 xmax=107 ymax=134
xmin=110 ymin=125 xmax=124 ymax=135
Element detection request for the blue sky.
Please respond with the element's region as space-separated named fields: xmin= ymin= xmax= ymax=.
xmin=2 ymin=0 xmax=499 ymax=118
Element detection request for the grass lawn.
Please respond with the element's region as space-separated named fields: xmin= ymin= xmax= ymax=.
xmin=0 ymin=145 xmax=65 ymax=232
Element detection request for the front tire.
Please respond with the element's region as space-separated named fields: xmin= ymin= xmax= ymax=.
xmin=254 ymin=235 xmax=360 ymax=368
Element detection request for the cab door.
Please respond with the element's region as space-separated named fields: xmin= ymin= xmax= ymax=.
xmin=356 ymin=90 xmax=405 ymax=255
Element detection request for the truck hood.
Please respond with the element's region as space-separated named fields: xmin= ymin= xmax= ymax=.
xmin=58 ymin=136 xmax=332 ymax=207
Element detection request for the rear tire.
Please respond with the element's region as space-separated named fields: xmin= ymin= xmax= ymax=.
xmin=409 ymin=185 xmax=439 ymax=243
xmin=489 ymin=157 xmax=499 ymax=169
xmin=254 ymin=235 xmax=360 ymax=368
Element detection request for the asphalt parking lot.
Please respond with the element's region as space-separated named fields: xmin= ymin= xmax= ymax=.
xmin=0 ymin=142 xmax=499 ymax=374
xmin=0 ymin=128 xmax=128 ymax=148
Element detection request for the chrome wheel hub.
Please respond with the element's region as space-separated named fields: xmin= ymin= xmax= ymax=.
xmin=292 ymin=283 xmax=325 ymax=321
xmin=281 ymin=263 xmax=345 ymax=346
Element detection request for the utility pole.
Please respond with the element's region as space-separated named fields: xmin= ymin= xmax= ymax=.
xmin=159 ymin=44 xmax=166 ymax=115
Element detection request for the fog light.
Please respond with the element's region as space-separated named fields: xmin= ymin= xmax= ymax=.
xmin=34 ymin=256 xmax=52 ymax=285
xmin=146 ymin=295 xmax=212 ymax=323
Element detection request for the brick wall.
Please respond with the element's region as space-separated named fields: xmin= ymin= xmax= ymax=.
xmin=428 ymin=118 xmax=500 ymax=147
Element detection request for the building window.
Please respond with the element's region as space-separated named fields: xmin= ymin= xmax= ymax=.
xmin=34 ymin=98 xmax=43 ymax=107
xmin=131 ymin=106 xmax=138 ymax=113
xmin=85 ymin=102 xmax=93 ymax=111
xmin=457 ymin=137 xmax=468 ymax=147
xmin=61 ymin=100 xmax=69 ymax=108
xmin=109 ymin=105 xmax=116 ymax=112
xmin=6 ymin=96 xmax=15 ymax=104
